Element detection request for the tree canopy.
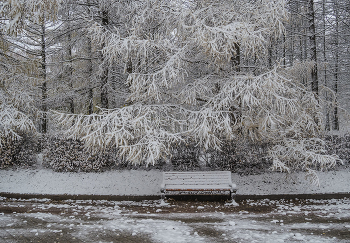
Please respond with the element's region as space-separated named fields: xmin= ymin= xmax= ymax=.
xmin=1 ymin=0 xmax=347 ymax=183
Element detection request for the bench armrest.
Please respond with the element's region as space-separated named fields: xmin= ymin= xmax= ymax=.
xmin=160 ymin=183 xmax=165 ymax=193
xmin=229 ymin=181 xmax=237 ymax=188
xmin=231 ymin=183 xmax=237 ymax=193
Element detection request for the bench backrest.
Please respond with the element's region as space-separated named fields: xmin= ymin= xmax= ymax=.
xmin=162 ymin=171 xmax=232 ymax=187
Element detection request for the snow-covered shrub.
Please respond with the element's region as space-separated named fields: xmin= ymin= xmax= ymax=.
xmin=0 ymin=85 xmax=37 ymax=168
xmin=0 ymin=134 xmax=37 ymax=168
xmin=170 ymin=141 xmax=201 ymax=171
xmin=43 ymin=136 xmax=118 ymax=172
xmin=325 ymin=135 xmax=350 ymax=166
xmin=204 ymin=140 xmax=272 ymax=175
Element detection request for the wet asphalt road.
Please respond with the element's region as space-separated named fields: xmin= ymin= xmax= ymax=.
xmin=0 ymin=197 xmax=350 ymax=243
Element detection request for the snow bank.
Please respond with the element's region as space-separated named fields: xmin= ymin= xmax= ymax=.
xmin=233 ymin=170 xmax=350 ymax=195
xmin=0 ymin=168 xmax=349 ymax=196
xmin=0 ymin=169 xmax=162 ymax=196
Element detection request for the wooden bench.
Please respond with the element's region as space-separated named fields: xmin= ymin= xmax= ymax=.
xmin=160 ymin=171 xmax=237 ymax=200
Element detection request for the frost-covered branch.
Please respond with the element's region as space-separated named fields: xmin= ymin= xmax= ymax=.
xmin=0 ymin=103 xmax=36 ymax=146
xmin=0 ymin=0 xmax=61 ymax=35
xmin=53 ymin=104 xmax=193 ymax=165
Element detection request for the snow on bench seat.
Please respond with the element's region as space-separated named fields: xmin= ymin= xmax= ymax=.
xmin=161 ymin=171 xmax=237 ymax=200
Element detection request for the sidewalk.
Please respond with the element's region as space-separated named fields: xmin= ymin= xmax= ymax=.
xmin=1 ymin=168 xmax=349 ymax=201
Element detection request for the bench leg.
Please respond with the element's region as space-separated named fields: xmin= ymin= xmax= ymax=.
xmin=226 ymin=191 xmax=239 ymax=206
xmin=159 ymin=192 xmax=169 ymax=206
xmin=230 ymin=191 xmax=235 ymax=201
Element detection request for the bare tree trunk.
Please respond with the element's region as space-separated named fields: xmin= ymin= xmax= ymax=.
xmin=300 ymin=15 xmax=305 ymax=62
xmin=231 ymin=43 xmax=240 ymax=72
xmin=283 ymin=33 xmax=286 ymax=66
xmin=290 ymin=32 xmax=294 ymax=66
xmin=67 ymin=10 xmax=74 ymax=114
xmin=302 ymin=10 xmax=308 ymax=62
xmin=308 ymin=0 xmax=319 ymax=95
xmin=100 ymin=10 xmax=109 ymax=109
xmin=323 ymin=0 xmax=330 ymax=131
xmin=230 ymin=42 xmax=241 ymax=127
xmin=268 ymin=38 xmax=273 ymax=69
xmin=333 ymin=0 xmax=339 ymax=130
xmin=40 ymin=15 xmax=47 ymax=134
xmin=85 ymin=0 xmax=94 ymax=115
xmin=87 ymin=36 xmax=94 ymax=114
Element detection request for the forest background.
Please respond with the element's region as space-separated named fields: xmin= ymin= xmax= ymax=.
xmin=1 ymin=0 xmax=350 ymax=185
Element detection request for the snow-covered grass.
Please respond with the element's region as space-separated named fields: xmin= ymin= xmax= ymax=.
xmin=0 ymin=167 xmax=349 ymax=196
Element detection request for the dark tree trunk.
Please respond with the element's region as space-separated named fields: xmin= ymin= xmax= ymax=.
xmin=100 ymin=10 xmax=109 ymax=109
xmin=323 ymin=0 xmax=330 ymax=131
xmin=283 ymin=33 xmax=286 ymax=66
xmin=333 ymin=0 xmax=339 ymax=130
xmin=88 ymin=38 xmax=94 ymax=115
xmin=86 ymin=0 xmax=94 ymax=115
xmin=67 ymin=12 xmax=74 ymax=114
xmin=87 ymin=35 xmax=94 ymax=114
xmin=268 ymin=41 xmax=273 ymax=69
xmin=230 ymin=42 xmax=241 ymax=127
xmin=231 ymin=43 xmax=240 ymax=72
xmin=308 ymin=0 xmax=319 ymax=95
xmin=40 ymin=16 xmax=47 ymax=134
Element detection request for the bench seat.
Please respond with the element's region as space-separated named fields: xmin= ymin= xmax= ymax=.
xmin=161 ymin=171 xmax=237 ymax=200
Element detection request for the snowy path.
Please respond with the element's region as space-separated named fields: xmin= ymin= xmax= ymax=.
xmin=1 ymin=198 xmax=350 ymax=242
xmin=0 ymin=168 xmax=349 ymax=197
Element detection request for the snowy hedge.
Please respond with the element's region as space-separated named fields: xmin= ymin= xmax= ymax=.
xmin=0 ymin=135 xmax=37 ymax=168
xmin=43 ymin=137 xmax=118 ymax=172
xmin=326 ymin=135 xmax=350 ymax=167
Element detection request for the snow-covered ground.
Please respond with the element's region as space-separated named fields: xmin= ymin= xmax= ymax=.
xmin=0 ymin=167 xmax=349 ymax=197
xmin=1 ymin=197 xmax=349 ymax=242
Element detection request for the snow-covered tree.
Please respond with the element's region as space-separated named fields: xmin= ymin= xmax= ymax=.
xmin=0 ymin=50 xmax=38 ymax=166
xmin=0 ymin=0 xmax=60 ymax=35
xmin=0 ymin=48 xmax=37 ymax=145
xmin=0 ymin=0 xmax=61 ymax=133
xmin=0 ymin=93 xmax=36 ymax=146
xmin=51 ymin=0 xmax=342 ymax=183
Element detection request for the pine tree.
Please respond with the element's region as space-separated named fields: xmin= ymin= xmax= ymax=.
xmin=53 ymin=0 xmax=342 ymax=184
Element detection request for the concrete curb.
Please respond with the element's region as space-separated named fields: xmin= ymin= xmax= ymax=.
xmin=1 ymin=192 xmax=350 ymax=202
xmin=235 ymin=193 xmax=350 ymax=201
xmin=0 ymin=192 xmax=160 ymax=201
